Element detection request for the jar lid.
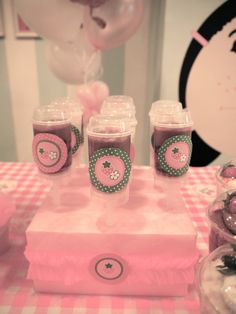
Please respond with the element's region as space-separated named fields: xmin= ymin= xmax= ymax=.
xmin=197 ymin=243 xmax=236 ymax=314
xmin=216 ymin=160 xmax=236 ymax=189
xmin=208 ymin=189 xmax=236 ymax=241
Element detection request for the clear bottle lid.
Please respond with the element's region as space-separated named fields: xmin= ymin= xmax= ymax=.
xmin=49 ymin=97 xmax=83 ymax=115
xmin=87 ymin=114 xmax=131 ymax=137
xmin=149 ymin=100 xmax=193 ymax=127
xmin=33 ymin=105 xmax=71 ymax=125
xmin=101 ymin=109 xmax=137 ymax=127
xmin=101 ymin=95 xmax=137 ymax=128
xmin=101 ymin=95 xmax=136 ymax=114
xmin=197 ymin=243 xmax=236 ymax=314
xmin=149 ymin=99 xmax=182 ymax=118
xmin=153 ymin=109 xmax=193 ymax=127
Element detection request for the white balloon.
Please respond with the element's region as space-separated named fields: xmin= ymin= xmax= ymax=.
xmin=14 ymin=0 xmax=84 ymax=43
xmin=45 ymin=40 xmax=102 ymax=84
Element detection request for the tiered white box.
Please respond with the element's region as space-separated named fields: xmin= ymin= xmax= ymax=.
xmin=25 ymin=167 xmax=199 ymax=296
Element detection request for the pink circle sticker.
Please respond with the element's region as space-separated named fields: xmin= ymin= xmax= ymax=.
xmin=158 ymin=135 xmax=192 ymax=176
xmin=95 ymin=156 xmax=125 ymax=187
xmin=32 ymin=133 xmax=68 ymax=174
xmin=89 ymin=254 xmax=128 ymax=283
xmin=165 ymin=142 xmax=190 ymax=169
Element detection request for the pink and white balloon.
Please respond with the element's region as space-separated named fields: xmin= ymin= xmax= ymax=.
xmin=46 ymin=40 xmax=102 ymax=84
xmin=77 ymin=81 xmax=109 ymax=123
xmin=15 ymin=0 xmax=145 ymax=84
xmin=14 ymin=0 xmax=84 ymax=44
xmin=83 ymin=0 xmax=145 ymax=50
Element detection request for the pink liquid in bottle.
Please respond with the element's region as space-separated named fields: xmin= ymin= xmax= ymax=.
xmin=88 ymin=134 xmax=130 ymax=159
xmin=87 ymin=115 xmax=132 ymax=206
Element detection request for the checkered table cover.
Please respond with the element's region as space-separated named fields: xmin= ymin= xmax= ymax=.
xmin=0 ymin=162 xmax=218 ymax=314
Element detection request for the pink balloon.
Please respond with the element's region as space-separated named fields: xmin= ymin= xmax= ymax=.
xmin=83 ymin=0 xmax=144 ymax=50
xmin=46 ymin=41 xmax=102 ymax=84
xmin=78 ymin=84 xmax=97 ymax=105
xmin=77 ymin=81 xmax=109 ymax=123
xmin=90 ymin=81 xmax=109 ymax=103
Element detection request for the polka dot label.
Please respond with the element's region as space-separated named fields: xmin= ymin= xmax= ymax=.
xmin=89 ymin=148 xmax=131 ymax=193
xmin=71 ymin=125 xmax=81 ymax=155
xmin=32 ymin=133 xmax=68 ymax=174
xmin=158 ymin=135 xmax=192 ymax=176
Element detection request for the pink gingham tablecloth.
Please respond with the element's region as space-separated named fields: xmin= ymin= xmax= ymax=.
xmin=0 ymin=162 xmax=217 ymax=314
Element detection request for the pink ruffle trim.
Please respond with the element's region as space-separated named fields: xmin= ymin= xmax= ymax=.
xmin=25 ymin=249 xmax=199 ymax=286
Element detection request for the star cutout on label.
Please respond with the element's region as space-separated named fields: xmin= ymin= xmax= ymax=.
xmin=172 ymin=147 xmax=179 ymax=154
xmin=103 ymin=161 xmax=111 ymax=168
xmin=105 ymin=263 xmax=113 ymax=269
xmin=39 ymin=148 xmax=45 ymax=155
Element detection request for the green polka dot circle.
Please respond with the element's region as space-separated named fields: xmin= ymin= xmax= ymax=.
xmin=71 ymin=125 xmax=81 ymax=154
xmin=89 ymin=148 xmax=131 ymax=193
xmin=158 ymin=135 xmax=192 ymax=176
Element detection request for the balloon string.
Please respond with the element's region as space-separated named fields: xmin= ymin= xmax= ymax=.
xmin=84 ymin=50 xmax=98 ymax=84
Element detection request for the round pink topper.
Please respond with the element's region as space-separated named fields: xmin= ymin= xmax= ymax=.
xmin=158 ymin=135 xmax=192 ymax=176
xmin=165 ymin=141 xmax=190 ymax=170
xmin=32 ymin=133 xmax=68 ymax=174
xmin=95 ymin=156 xmax=125 ymax=187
